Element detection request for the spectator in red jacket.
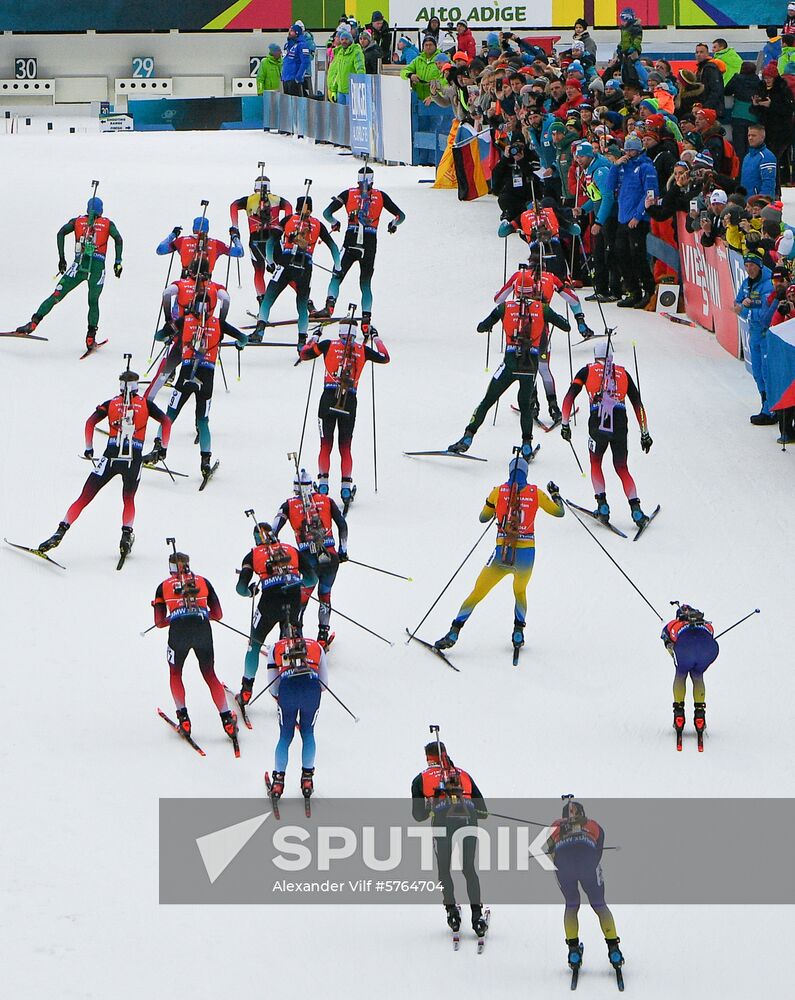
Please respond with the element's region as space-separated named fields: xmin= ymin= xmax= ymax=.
xmin=455 ymin=20 xmax=476 ymax=61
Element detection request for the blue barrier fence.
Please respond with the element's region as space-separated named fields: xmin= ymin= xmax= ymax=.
xmin=410 ymin=95 xmax=453 ymax=167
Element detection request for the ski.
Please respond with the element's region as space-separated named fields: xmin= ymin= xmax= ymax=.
xmin=157 ymin=708 xmax=206 ymax=756
xmin=477 ymin=907 xmax=491 ymax=954
xmin=229 ymin=729 xmax=240 ymax=758
xmin=659 ymin=311 xmax=696 ymax=327
xmin=570 ymin=943 xmax=584 ymax=991
xmin=0 ymin=331 xmax=48 ymax=341
xmin=523 ymin=443 xmax=541 ymax=461
xmin=697 ymin=727 xmax=705 ymax=753
xmin=116 ymin=550 xmax=129 ymax=571
xmin=571 ymin=332 xmax=613 ymax=347
xmin=302 ymin=785 xmax=313 ymax=818
xmin=319 ymin=631 xmax=336 ymax=652
xmin=450 ymin=905 xmax=462 ymax=951
xmin=225 ymin=686 xmax=252 ymax=730
xmin=615 ymin=964 xmax=625 ymax=991
xmin=633 ymin=504 xmax=661 ymax=541
xmin=512 ymin=642 xmax=523 ymax=666
xmin=565 ymin=501 xmax=628 ymax=538
xmin=264 ymin=772 xmax=281 ymax=820
xmin=4 ymin=538 xmax=66 ymax=570
xmin=405 ymin=628 xmax=460 ymax=672
xmin=403 ymin=450 xmax=487 ymax=463
xmin=676 ymin=728 xmax=683 ymax=752
xmin=79 ymin=339 xmax=109 ymax=360
xmin=80 ymin=455 xmax=188 ymax=478
xmin=199 ymin=460 xmax=220 ymax=492
xmin=245 ymin=312 xmax=356 ymax=327
xmin=222 ymin=340 xmax=295 ymax=348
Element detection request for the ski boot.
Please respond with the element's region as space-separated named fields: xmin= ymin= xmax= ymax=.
xmin=471 ymin=904 xmax=488 ymax=936
xmin=435 ymin=623 xmax=461 ymax=650
xmin=512 ymin=620 xmax=525 ymax=648
xmin=361 ymin=311 xmax=372 ymax=337
xmin=531 ymin=395 xmax=541 ymax=420
xmin=239 ymin=677 xmax=254 ymax=707
xmin=300 ymin=767 xmax=315 ymax=798
xmin=256 ymin=293 xmax=265 ymax=306
xmin=176 ymin=707 xmax=191 ymax=736
xmin=200 ymin=451 xmax=213 ymax=477
xmin=317 ymin=474 xmax=329 ymax=496
xmin=521 ymin=437 xmax=536 ymax=460
xmin=220 ymin=709 xmax=238 ymax=740
xmin=269 ymin=770 xmax=285 ymax=800
xmin=576 ymin=315 xmax=594 ymax=339
xmin=694 ymin=703 xmax=706 ymax=735
xmin=447 ymin=433 xmax=472 ymax=454
xmin=310 ymin=295 xmax=336 ymax=320
xmin=445 ymin=904 xmax=461 ymax=932
xmin=629 ymin=497 xmax=649 ymax=529
xmin=606 ymin=937 xmax=624 ymax=969
xmin=297 ymin=332 xmax=307 ymax=353
xmin=341 ymin=478 xmax=356 ymax=510
xmin=248 ymin=321 xmax=265 ymax=345
xmin=119 ymin=526 xmax=135 ymax=558
xmin=85 ymin=325 xmax=99 ymax=351
xmin=594 ymin=492 xmax=610 ymax=525
xmin=16 ymin=313 xmax=42 ymax=335
xmin=673 ymin=701 xmax=685 ymax=735
xmin=547 ymin=396 xmax=562 ymax=423
xmin=317 ymin=624 xmax=332 ymax=650
xmin=39 ymin=521 xmax=69 ymax=552
xmin=567 ymin=937 xmax=584 ymax=969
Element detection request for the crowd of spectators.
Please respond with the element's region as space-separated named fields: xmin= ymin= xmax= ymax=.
xmin=395 ymin=8 xmax=795 ymax=440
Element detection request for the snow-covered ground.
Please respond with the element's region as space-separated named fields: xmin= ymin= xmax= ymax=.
xmin=2 ymin=131 xmax=793 ymax=999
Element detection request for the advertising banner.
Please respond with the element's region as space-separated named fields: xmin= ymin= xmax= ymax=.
xmin=676 ymin=216 xmax=742 ymax=360
xmin=349 ymin=74 xmax=384 ymax=161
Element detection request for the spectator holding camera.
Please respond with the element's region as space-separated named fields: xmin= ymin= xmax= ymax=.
xmin=491 ymin=138 xmax=541 ymax=223
xmin=733 ymin=253 xmax=778 ymax=425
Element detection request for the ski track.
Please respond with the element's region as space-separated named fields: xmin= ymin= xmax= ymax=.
xmin=1 ymin=131 xmax=793 ymax=999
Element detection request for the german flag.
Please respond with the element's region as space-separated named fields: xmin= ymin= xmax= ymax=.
xmin=452 ymin=124 xmax=488 ymax=202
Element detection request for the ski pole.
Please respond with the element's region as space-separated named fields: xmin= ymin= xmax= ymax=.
xmin=246 ymin=670 xmax=281 ymax=707
xmin=308 ymin=594 xmax=392 ymax=645
xmin=487 ymin=810 xmax=550 ymax=828
xmin=217 ymin=349 xmax=229 ymax=393
xmin=371 ymin=357 xmax=378 ymax=493
xmin=714 ymin=608 xmax=760 ymax=641
xmin=567 ymin=439 xmax=585 ymax=476
xmin=347 ymin=558 xmax=412 ymax=581
xmin=503 ymin=236 xmax=508 ymax=284
xmin=225 ymin=253 xmax=232 ymax=289
xmin=563 ymin=500 xmax=663 ymax=621
xmin=296 ymin=355 xmax=316 ymax=466
xmin=148 ymin=253 xmax=175 ymax=363
xmin=407 ymin=519 xmax=494 ymax=642
xmin=485 ymin=326 xmax=491 ymax=372
xmin=577 ymin=235 xmax=611 ymax=336
xmin=236 ymin=257 xmax=242 ymax=289
xmin=566 ymin=324 xmax=576 ymax=427
xmin=632 ymin=341 xmax=641 ymax=396
xmin=140 ymin=623 xmax=157 ymax=636
xmin=237 ymin=345 xmax=241 ymax=381
xmin=319 ymin=679 xmax=359 ymax=722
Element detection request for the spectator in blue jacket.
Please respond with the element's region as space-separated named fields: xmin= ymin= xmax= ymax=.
xmin=282 ymin=23 xmax=312 ymax=96
xmin=395 ymin=35 xmax=420 ymax=65
xmin=524 ymin=105 xmax=559 ymax=198
xmin=733 ymin=253 xmax=778 ymax=424
xmin=741 ymin=124 xmax=778 ymax=197
xmin=607 ymin=133 xmax=659 ymax=308
xmin=757 ymin=27 xmax=782 ymax=72
xmin=574 ymin=142 xmax=620 ymax=301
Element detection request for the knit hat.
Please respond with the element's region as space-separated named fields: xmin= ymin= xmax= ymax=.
xmin=568 ymin=60 xmax=585 ymax=75
xmin=371 ymin=9 xmax=384 ymax=19
xmin=398 ymin=35 xmax=411 ymax=46
xmin=487 ymin=47 xmax=501 ymax=58
xmin=762 ymin=204 xmax=784 ymax=224
xmin=645 ymin=112 xmax=666 ymax=131
xmin=290 ymin=22 xmax=302 ymax=33
xmin=772 ymin=264 xmax=790 ymax=279
xmin=695 ymin=107 xmax=717 ymax=125
xmin=360 ymin=30 xmax=372 ymax=43
xmin=487 ymin=31 xmax=499 ymax=46
xmin=606 ymin=142 xmax=623 ymax=157
xmin=565 ymin=78 xmax=582 ymax=91
xmin=605 ymin=79 xmax=623 ymax=91
xmin=709 ymin=189 xmax=728 ymax=205
xmin=549 ymin=121 xmax=567 ymax=133
xmin=589 ymin=76 xmax=605 ymax=92
xmin=692 ymin=151 xmax=714 ymax=169
xmin=571 ymin=41 xmax=585 ymax=52
xmin=624 ymin=134 xmax=643 ymax=151
xmin=743 ymin=253 xmax=763 ymax=267
xmin=575 ymin=141 xmax=595 ymax=158
xmin=423 ymin=34 xmax=438 ymax=47
xmin=762 ymin=62 xmax=780 ymax=78
xmin=453 ymin=50 xmax=471 ymax=63
xmin=678 ymin=68 xmax=698 ymax=86
xmin=268 ymin=43 xmax=281 ymax=55
xmin=620 ymin=8 xmax=636 ymax=20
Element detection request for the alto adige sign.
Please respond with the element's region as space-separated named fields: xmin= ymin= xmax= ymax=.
xmin=388 ymin=2 xmax=551 ymax=28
